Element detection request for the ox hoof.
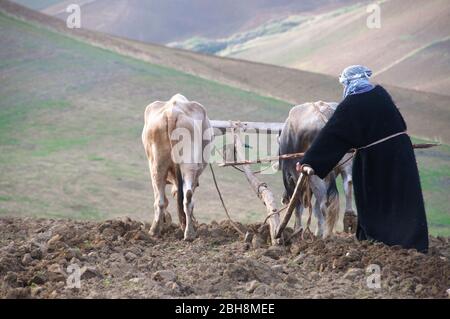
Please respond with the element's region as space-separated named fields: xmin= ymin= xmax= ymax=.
xmin=323 ymin=232 xmax=335 ymax=239
xmin=272 ymin=237 xmax=283 ymax=246
xmin=149 ymin=230 xmax=160 ymax=238
xmin=163 ymin=212 xmax=172 ymax=229
xmin=343 ymin=211 xmax=357 ymax=234
xmin=183 ymin=229 xmax=197 ymax=242
xmin=314 ymin=229 xmax=323 ymax=238
xmin=149 ymin=225 xmax=161 ymax=238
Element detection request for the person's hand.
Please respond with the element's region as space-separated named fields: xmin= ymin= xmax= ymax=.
xmin=296 ymin=162 xmax=315 ymax=176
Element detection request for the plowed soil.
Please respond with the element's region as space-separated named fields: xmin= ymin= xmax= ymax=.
xmin=1 ymin=217 xmax=448 ymax=299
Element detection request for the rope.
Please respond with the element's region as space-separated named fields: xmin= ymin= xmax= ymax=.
xmin=360 ymin=131 xmax=408 ymax=150
xmin=334 ymin=131 xmax=408 ymax=171
xmin=263 ymin=206 xmax=286 ymax=224
xmin=209 ymin=163 xmax=245 ymax=237
xmin=334 ymin=150 xmax=357 ymax=171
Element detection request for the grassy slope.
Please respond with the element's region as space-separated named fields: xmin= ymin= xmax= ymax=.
xmin=0 ymin=12 xmax=448 ymax=235
xmin=0 ymin=12 xmax=291 ymax=225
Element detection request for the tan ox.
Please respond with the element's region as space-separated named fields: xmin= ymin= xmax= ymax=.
xmin=142 ymin=94 xmax=213 ymax=241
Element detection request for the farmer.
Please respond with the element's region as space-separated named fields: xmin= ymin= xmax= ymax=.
xmin=297 ymin=65 xmax=429 ymax=252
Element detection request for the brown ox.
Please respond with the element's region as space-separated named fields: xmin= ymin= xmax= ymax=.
xmin=142 ymin=94 xmax=213 ymax=241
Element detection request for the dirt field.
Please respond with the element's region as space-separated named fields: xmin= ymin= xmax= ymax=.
xmin=1 ymin=217 xmax=449 ymax=299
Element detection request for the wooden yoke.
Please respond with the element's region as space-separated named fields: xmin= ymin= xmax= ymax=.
xmin=211 ymin=120 xmax=284 ymax=135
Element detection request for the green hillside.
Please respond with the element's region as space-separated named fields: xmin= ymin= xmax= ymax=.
xmin=0 ymin=12 xmax=448 ymax=235
xmin=0 ymin=12 xmax=291 ymax=225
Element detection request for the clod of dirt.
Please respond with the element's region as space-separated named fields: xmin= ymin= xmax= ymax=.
xmin=4 ymin=272 xmax=18 ymax=286
xmin=47 ymin=264 xmax=66 ymax=282
xmin=293 ymin=253 xmax=306 ymax=264
xmin=253 ymin=284 xmax=271 ymax=296
xmin=246 ymin=280 xmax=259 ymax=293
xmin=30 ymin=248 xmax=43 ymax=260
xmin=152 ymin=270 xmax=177 ymax=282
xmin=125 ymin=252 xmax=137 ymax=262
xmin=6 ymin=287 xmax=31 ymax=299
xmin=47 ymin=234 xmax=62 ymax=248
xmin=263 ymin=246 xmax=286 ymax=260
xmin=343 ymin=268 xmax=364 ymax=280
xmin=21 ymin=253 xmax=33 ymax=266
xmin=251 ymin=234 xmax=265 ymax=249
xmin=225 ymin=258 xmax=282 ymax=285
xmin=80 ymin=266 xmax=102 ymax=280
xmin=29 ymin=273 xmax=48 ymax=285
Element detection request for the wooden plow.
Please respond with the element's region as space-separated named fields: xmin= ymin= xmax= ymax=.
xmin=210 ymin=120 xmax=283 ymax=245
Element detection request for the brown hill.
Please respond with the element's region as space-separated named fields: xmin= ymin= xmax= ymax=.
xmin=375 ymin=37 xmax=450 ymax=94
xmin=194 ymin=0 xmax=450 ymax=96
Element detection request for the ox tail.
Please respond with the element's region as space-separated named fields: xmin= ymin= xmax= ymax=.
xmin=325 ymin=177 xmax=340 ymax=235
xmin=176 ymin=165 xmax=186 ymax=230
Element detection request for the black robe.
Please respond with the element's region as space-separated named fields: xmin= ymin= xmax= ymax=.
xmin=300 ymin=85 xmax=429 ymax=252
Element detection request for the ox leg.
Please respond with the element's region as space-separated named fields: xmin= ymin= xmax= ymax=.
xmin=324 ymin=178 xmax=339 ymax=238
xmin=341 ymin=168 xmax=357 ymax=233
xmin=182 ymin=178 xmax=197 ymax=241
xmin=294 ymin=203 xmax=304 ymax=232
xmin=162 ymin=196 xmax=172 ymax=231
xmin=342 ymin=168 xmax=355 ymax=215
xmin=309 ymin=176 xmax=326 ymax=238
xmin=149 ymin=173 xmax=168 ymax=237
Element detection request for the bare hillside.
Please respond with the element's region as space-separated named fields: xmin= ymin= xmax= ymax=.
xmin=376 ymin=38 xmax=450 ymax=94
xmin=184 ymin=0 xmax=450 ymax=96
xmin=13 ymin=0 xmax=358 ymax=43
